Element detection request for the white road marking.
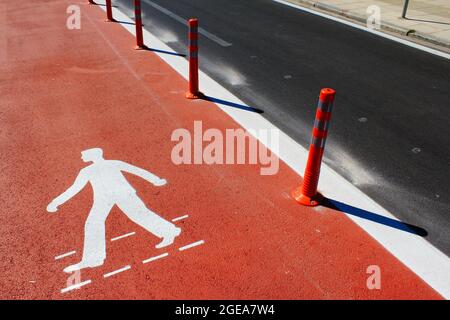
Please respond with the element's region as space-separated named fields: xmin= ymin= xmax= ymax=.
xmin=55 ymin=251 xmax=76 ymax=260
xmin=47 ymin=146 xmax=172 ymax=270
xmin=141 ymin=0 xmax=232 ymax=47
xmin=96 ymin=2 xmax=450 ymax=298
xmin=142 ymin=252 xmax=169 ymax=264
xmin=273 ymin=0 xmax=450 ymax=60
xmin=61 ymin=280 xmax=92 ymax=293
xmin=103 ymin=265 xmax=131 ymax=278
xmin=179 ymin=240 xmax=205 ymax=251
xmin=111 ymin=232 xmax=136 ymax=241
xmin=172 ymin=215 xmax=189 ymax=222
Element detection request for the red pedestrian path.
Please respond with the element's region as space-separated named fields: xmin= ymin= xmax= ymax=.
xmin=0 ymin=0 xmax=441 ymax=299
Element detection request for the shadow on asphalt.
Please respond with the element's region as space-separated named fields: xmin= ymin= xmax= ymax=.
xmin=321 ymin=197 xmax=428 ymax=237
xmin=405 ymin=17 xmax=450 ymax=26
xmin=202 ymin=95 xmax=264 ymax=114
xmin=133 ymin=46 xmax=186 ymax=57
xmin=146 ymin=47 xmax=186 ymax=57
xmin=113 ymin=20 xmax=135 ymax=26
xmin=95 ymin=4 xmax=119 ymax=8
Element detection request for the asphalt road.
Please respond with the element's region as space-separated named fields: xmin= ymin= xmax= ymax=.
xmin=114 ymin=0 xmax=450 ymax=256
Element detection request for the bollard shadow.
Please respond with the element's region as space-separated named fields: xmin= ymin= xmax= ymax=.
xmin=114 ymin=20 xmax=136 ymax=26
xmin=320 ymin=197 xmax=428 ymax=237
xmin=202 ymin=95 xmax=264 ymax=114
xmin=95 ymin=4 xmax=119 ymax=8
xmin=404 ymin=17 xmax=450 ymax=26
xmin=147 ymin=47 xmax=186 ymax=57
xmin=137 ymin=46 xmax=185 ymax=57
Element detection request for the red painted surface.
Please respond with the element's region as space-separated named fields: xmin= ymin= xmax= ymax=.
xmin=0 ymin=0 xmax=442 ymax=299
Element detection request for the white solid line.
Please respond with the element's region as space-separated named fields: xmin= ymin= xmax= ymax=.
xmin=61 ymin=280 xmax=92 ymax=294
xmin=172 ymin=215 xmax=189 ymax=222
xmin=111 ymin=232 xmax=136 ymax=242
xmin=54 ymin=251 xmax=76 ymax=260
xmin=272 ymin=0 xmax=450 ymax=60
xmin=103 ymin=265 xmax=131 ymax=278
xmin=142 ymin=253 xmax=169 ymax=264
xmin=179 ymin=240 xmax=205 ymax=251
xmin=141 ymin=0 xmax=232 ymax=47
xmin=96 ymin=2 xmax=450 ymax=298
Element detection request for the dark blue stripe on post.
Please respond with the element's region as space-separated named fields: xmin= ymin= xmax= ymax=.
xmin=318 ymin=100 xmax=333 ymax=112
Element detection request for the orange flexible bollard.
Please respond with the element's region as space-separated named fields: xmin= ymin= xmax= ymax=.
xmin=134 ymin=0 xmax=145 ymax=49
xmin=293 ymin=88 xmax=336 ymax=206
xmin=186 ymin=18 xmax=201 ymax=99
xmin=105 ymin=0 xmax=114 ymax=22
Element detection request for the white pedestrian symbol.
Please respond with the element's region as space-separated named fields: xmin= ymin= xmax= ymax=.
xmin=47 ymin=148 xmax=181 ymax=273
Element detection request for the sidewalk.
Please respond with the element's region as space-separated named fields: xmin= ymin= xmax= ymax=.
xmin=0 ymin=0 xmax=444 ymax=299
xmin=285 ymin=0 xmax=450 ymax=50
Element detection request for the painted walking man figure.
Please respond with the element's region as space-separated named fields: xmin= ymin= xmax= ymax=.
xmin=47 ymin=148 xmax=181 ymax=273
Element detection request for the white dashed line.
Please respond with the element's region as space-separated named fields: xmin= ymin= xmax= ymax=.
xmin=172 ymin=215 xmax=189 ymax=222
xmin=54 ymin=251 xmax=76 ymax=260
xmin=142 ymin=0 xmax=232 ymax=47
xmin=103 ymin=265 xmax=132 ymax=278
xmin=111 ymin=232 xmax=136 ymax=242
xmin=179 ymin=240 xmax=205 ymax=251
xmin=61 ymin=280 xmax=92 ymax=293
xmin=142 ymin=253 xmax=169 ymax=264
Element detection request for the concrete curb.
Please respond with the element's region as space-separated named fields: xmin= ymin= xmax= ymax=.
xmin=284 ymin=0 xmax=450 ymax=50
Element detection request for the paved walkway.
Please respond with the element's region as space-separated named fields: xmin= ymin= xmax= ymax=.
xmin=0 ymin=0 xmax=445 ymax=299
xmin=287 ymin=0 xmax=450 ymax=49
